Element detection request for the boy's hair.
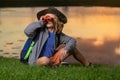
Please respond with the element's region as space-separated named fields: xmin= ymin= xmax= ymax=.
xmin=54 ymin=20 xmax=64 ymax=34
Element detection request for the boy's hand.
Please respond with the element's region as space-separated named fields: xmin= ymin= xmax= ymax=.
xmin=50 ymin=48 xmax=69 ymax=65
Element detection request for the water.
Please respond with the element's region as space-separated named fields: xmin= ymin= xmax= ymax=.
xmin=0 ymin=7 xmax=120 ymax=65
xmin=0 ymin=7 xmax=120 ymax=38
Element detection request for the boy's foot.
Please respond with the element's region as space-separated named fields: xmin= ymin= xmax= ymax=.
xmin=88 ymin=62 xmax=94 ymax=67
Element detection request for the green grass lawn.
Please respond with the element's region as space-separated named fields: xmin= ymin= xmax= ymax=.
xmin=0 ymin=56 xmax=120 ymax=80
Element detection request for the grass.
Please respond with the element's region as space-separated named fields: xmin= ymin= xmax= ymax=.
xmin=0 ymin=56 xmax=120 ymax=80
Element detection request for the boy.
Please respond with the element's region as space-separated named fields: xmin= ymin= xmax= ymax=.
xmin=24 ymin=7 xmax=90 ymax=66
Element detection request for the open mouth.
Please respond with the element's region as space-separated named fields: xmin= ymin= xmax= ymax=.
xmin=47 ymin=21 xmax=53 ymax=24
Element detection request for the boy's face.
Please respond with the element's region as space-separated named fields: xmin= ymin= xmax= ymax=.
xmin=44 ymin=13 xmax=58 ymax=28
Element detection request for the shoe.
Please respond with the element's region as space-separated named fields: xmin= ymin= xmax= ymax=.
xmin=88 ymin=62 xmax=94 ymax=67
xmin=60 ymin=62 xmax=69 ymax=66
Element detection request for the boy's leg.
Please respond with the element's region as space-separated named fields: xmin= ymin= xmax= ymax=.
xmin=36 ymin=56 xmax=50 ymax=65
xmin=71 ymin=47 xmax=90 ymax=66
xmin=50 ymin=44 xmax=70 ymax=65
xmin=50 ymin=44 xmax=90 ymax=66
xmin=50 ymin=48 xmax=70 ymax=65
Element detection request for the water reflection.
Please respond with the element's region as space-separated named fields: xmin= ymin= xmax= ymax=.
xmin=0 ymin=7 xmax=120 ymax=65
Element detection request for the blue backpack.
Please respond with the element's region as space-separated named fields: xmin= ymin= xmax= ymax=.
xmin=20 ymin=33 xmax=40 ymax=63
xmin=20 ymin=38 xmax=34 ymax=63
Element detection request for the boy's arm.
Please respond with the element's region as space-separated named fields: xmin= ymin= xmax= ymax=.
xmin=24 ymin=20 xmax=44 ymax=39
xmin=60 ymin=33 xmax=76 ymax=51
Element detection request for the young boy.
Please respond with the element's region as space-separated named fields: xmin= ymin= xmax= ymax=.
xmin=24 ymin=7 xmax=90 ymax=66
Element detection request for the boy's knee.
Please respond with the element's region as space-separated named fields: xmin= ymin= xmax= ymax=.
xmin=36 ymin=57 xmax=50 ymax=65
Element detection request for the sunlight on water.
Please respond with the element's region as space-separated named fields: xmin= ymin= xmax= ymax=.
xmin=0 ymin=7 xmax=120 ymax=48
xmin=0 ymin=7 xmax=120 ymax=39
xmin=0 ymin=7 xmax=120 ymax=63
xmin=115 ymin=46 xmax=120 ymax=55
